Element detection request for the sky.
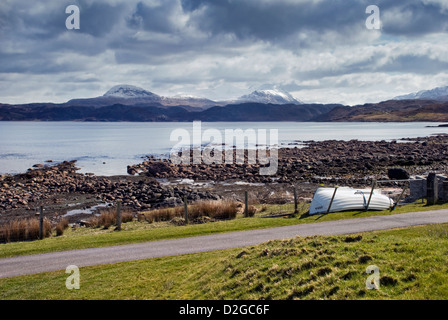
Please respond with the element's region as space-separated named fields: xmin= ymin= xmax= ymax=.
xmin=1 ymin=0 xmax=448 ymax=106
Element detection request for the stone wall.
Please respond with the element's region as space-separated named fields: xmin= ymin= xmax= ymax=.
xmin=407 ymin=174 xmax=448 ymax=203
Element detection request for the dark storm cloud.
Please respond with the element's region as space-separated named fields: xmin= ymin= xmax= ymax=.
xmin=378 ymin=55 xmax=448 ymax=74
xmin=127 ymin=1 xmax=180 ymax=33
xmin=380 ymin=0 xmax=448 ymax=36
xmin=295 ymin=52 xmax=448 ymax=81
xmin=75 ymin=0 xmax=127 ymax=38
xmin=181 ymin=0 xmax=367 ymax=43
xmin=2 ymin=0 xmax=448 ymax=104
xmin=3 ymin=0 xmax=448 ymax=63
xmin=0 ymin=0 xmax=128 ymax=75
xmin=0 ymin=2 xmax=67 ymax=40
xmin=180 ymin=0 xmax=448 ymax=41
xmin=0 ymin=0 xmax=126 ymax=41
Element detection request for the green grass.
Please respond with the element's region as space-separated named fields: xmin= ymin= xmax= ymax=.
xmin=2 ymin=223 xmax=448 ymax=300
xmin=1 ymin=200 xmax=448 ymax=259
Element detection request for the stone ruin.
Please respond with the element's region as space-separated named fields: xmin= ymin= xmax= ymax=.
xmin=407 ymin=173 xmax=448 ymax=204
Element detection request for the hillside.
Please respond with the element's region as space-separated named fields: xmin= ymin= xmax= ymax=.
xmin=2 ymin=98 xmax=448 ymax=122
xmin=0 ymin=103 xmax=339 ymax=122
xmin=314 ymin=99 xmax=448 ymax=122
xmin=2 ymin=222 xmax=448 ymax=300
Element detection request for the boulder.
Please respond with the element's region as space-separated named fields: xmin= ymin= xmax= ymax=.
xmin=387 ymin=168 xmax=410 ymax=180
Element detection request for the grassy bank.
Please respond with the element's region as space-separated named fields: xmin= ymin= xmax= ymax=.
xmin=1 ymin=201 xmax=448 ymax=259
xmin=1 ymin=223 xmax=448 ymax=300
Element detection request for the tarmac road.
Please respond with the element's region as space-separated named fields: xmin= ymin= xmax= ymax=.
xmin=1 ymin=209 xmax=448 ymax=279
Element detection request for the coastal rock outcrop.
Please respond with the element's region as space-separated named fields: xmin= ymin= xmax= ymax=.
xmin=0 ymin=161 xmax=219 ymax=213
xmin=128 ymin=135 xmax=448 ymax=185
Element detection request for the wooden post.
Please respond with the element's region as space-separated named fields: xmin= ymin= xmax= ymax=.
xmin=116 ymin=201 xmax=122 ymax=231
xmin=244 ymin=191 xmax=249 ymax=217
xmin=39 ymin=206 xmax=44 ymax=240
xmin=293 ymin=187 xmax=298 ymax=214
xmin=184 ymin=196 xmax=189 ymax=224
xmin=365 ymin=180 xmax=377 ymax=211
xmin=391 ymin=184 xmax=408 ymax=211
xmin=327 ymin=187 xmax=338 ymax=214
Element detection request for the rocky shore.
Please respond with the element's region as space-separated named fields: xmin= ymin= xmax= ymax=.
xmin=128 ymin=135 xmax=448 ymax=185
xmin=1 ymin=135 xmax=448 ymax=224
xmin=0 ymin=160 xmax=219 ymax=223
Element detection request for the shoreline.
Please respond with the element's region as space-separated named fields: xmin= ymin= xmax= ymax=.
xmin=1 ymin=134 xmax=448 ymax=225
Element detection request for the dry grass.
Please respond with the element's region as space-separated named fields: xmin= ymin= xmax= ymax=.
xmin=246 ymin=205 xmax=257 ymax=217
xmin=143 ymin=206 xmax=184 ymax=224
xmin=189 ymin=200 xmax=239 ymax=220
xmin=0 ymin=218 xmax=51 ymax=243
xmin=142 ymin=200 xmax=239 ymax=224
xmin=88 ymin=208 xmax=135 ymax=229
xmin=55 ymin=218 xmax=69 ymax=237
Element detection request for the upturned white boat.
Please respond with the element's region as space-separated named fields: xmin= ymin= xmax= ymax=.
xmin=309 ymin=187 xmax=394 ymax=215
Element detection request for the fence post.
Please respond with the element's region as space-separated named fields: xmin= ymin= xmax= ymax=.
xmin=184 ymin=196 xmax=189 ymax=224
xmin=39 ymin=206 xmax=44 ymax=240
xmin=391 ymin=183 xmax=408 ymax=211
xmin=365 ymin=180 xmax=377 ymax=211
xmin=116 ymin=201 xmax=122 ymax=231
xmin=244 ymin=191 xmax=249 ymax=217
xmin=327 ymin=187 xmax=339 ymax=214
xmin=294 ymin=187 xmax=298 ymax=214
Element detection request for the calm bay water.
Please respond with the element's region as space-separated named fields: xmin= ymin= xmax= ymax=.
xmin=0 ymin=121 xmax=446 ymax=176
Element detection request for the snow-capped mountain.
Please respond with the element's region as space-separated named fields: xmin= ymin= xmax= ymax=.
xmin=66 ymin=84 xmax=162 ymax=107
xmin=238 ymin=88 xmax=302 ymax=105
xmin=65 ymin=85 xmax=304 ymax=109
xmin=104 ymin=85 xmax=160 ymax=99
xmin=394 ymin=86 xmax=448 ymax=101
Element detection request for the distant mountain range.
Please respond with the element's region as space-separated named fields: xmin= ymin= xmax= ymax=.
xmin=64 ymin=84 xmax=303 ymax=109
xmin=65 ymin=84 xmax=221 ymax=109
xmin=1 ymin=84 xmax=448 ymax=122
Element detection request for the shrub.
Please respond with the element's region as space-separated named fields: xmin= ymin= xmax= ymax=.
xmin=143 ymin=206 xmax=183 ymax=224
xmin=55 ymin=218 xmax=69 ymax=236
xmin=88 ymin=207 xmax=135 ymax=229
xmin=246 ymin=205 xmax=257 ymax=217
xmin=99 ymin=211 xmax=116 ymax=229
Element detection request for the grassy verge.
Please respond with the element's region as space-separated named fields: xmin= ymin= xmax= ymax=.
xmin=1 ymin=223 xmax=448 ymax=300
xmin=1 ymin=201 xmax=448 ymax=259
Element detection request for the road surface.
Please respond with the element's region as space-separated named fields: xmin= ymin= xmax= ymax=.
xmin=1 ymin=209 xmax=448 ymax=279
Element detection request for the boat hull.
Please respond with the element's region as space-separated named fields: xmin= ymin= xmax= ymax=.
xmin=309 ymin=187 xmax=394 ymax=215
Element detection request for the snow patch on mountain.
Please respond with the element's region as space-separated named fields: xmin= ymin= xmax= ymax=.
xmin=394 ymin=86 xmax=448 ymax=101
xmin=238 ymin=88 xmax=302 ymax=105
xmin=104 ymin=85 xmax=160 ymax=99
